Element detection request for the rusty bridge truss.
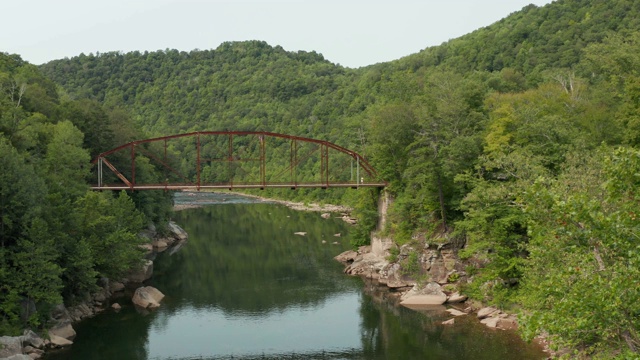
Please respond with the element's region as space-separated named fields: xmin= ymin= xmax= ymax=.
xmin=91 ymin=131 xmax=386 ymax=190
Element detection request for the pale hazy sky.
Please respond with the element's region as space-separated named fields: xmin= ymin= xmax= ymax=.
xmin=3 ymin=0 xmax=554 ymax=68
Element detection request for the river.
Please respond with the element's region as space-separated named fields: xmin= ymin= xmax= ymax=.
xmin=45 ymin=192 xmax=545 ymax=360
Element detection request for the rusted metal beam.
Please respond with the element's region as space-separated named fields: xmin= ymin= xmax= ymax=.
xmin=91 ymin=131 xmax=388 ymax=190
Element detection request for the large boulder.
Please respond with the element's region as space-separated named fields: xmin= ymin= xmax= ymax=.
xmin=497 ymin=316 xmax=519 ymax=330
xmin=132 ymin=286 xmax=165 ymax=309
xmin=110 ymin=281 xmax=125 ymax=293
xmin=48 ymin=322 xmax=76 ymax=341
xmin=168 ymin=221 xmax=188 ymax=241
xmin=400 ymin=282 xmax=447 ymax=307
xmin=21 ymin=330 xmax=44 ymax=349
xmin=3 ymin=355 xmax=32 ymax=360
xmin=477 ymin=307 xmax=499 ymax=319
xmin=446 ymin=292 xmax=468 ymax=304
xmin=128 ymin=260 xmax=153 ymax=283
xmin=48 ymin=334 xmax=73 ymax=347
xmin=334 ymin=250 xmax=358 ymax=264
xmin=0 ymin=336 xmax=23 ymax=358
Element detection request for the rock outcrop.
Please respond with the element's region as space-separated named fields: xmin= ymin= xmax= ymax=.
xmin=400 ymin=282 xmax=448 ymax=307
xmin=128 ymin=259 xmax=154 ymax=283
xmin=0 ymin=330 xmax=47 ymax=358
xmin=132 ymin=286 xmax=165 ymax=309
xmin=168 ymin=221 xmax=188 ymax=241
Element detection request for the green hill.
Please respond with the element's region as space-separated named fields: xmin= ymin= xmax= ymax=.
xmin=2 ymin=0 xmax=640 ymax=355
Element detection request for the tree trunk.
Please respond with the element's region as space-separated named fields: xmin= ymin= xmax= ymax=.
xmin=436 ymin=171 xmax=447 ymax=231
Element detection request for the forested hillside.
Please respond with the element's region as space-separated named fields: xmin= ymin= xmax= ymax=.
xmin=0 ymin=54 xmax=173 ymax=334
xmin=3 ymin=0 xmax=639 ymax=356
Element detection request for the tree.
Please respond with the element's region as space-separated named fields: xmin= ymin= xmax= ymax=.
xmin=520 ymin=147 xmax=640 ymax=355
xmin=403 ymin=71 xmax=485 ymax=232
xmin=42 ymin=120 xmax=90 ymax=199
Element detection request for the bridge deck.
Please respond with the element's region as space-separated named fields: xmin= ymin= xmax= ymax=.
xmin=91 ymin=182 xmax=386 ymax=190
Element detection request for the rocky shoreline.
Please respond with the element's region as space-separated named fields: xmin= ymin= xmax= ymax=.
xmin=0 ymin=221 xmax=187 ymax=360
xmin=334 ymin=233 xmax=551 ymax=357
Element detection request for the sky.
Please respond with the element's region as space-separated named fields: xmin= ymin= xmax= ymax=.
xmin=3 ymin=0 xmax=554 ymax=68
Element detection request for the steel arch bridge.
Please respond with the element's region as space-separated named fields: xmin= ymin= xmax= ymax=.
xmin=91 ymin=131 xmax=386 ymax=191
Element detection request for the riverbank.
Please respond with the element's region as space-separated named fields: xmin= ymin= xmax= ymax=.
xmin=334 ymin=233 xmax=553 ymax=358
xmin=0 ymin=222 xmax=189 ymax=360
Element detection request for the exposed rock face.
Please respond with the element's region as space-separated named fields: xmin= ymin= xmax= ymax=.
xmin=128 ymin=259 xmax=154 ymax=283
xmin=477 ymin=307 xmax=499 ymax=319
xmin=446 ymin=292 xmax=468 ymax=303
xmin=446 ymin=308 xmax=467 ymax=317
xmin=3 ymin=355 xmax=32 ymax=360
xmin=110 ymin=281 xmax=125 ymax=293
xmin=335 ymin=250 xmax=358 ymax=264
xmin=168 ymin=221 xmax=188 ymax=241
xmin=48 ymin=322 xmax=76 ymax=341
xmin=442 ymin=318 xmax=455 ymax=325
xmin=400 ymin=282 xmax=448 ymax=306
xmin=340 ymin=241 xmax=390 ymax=280
xmin=21 ymin=330 xmax=44 ymax=349
xmin=132 ymin=286 xmax=165 ymax=309
xmin=0 ymin=336 xmax=23 ymax=358
xmin=48 ymin=334 xmax=73 ymax=347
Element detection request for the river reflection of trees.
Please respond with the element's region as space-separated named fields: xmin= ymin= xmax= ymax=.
xmin=153 ymin=203 xmax=355 ymax=316
xmin=358 ymin=279 xmax=546 ymax=360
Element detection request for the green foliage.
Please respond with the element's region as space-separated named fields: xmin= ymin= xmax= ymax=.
xmin=400 ymin=250 xmax=421 ymax=276
xmin=0 ymin=52 xmax=164 ymax=330
xmin=520 ymin=147 xmax=640 ymax=354
xmin=74 ymin=191 xmax=146 ymax=280
xmin=7 ymin=1 xmax=640 ymax=356
xmin=349 ymin=188 xmax=380 ymax=247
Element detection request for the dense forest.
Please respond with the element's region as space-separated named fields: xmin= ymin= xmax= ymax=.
xmin=0 ymin=54 xmax=173 ymax=334
xmin=2 ymin=0 xmax=640 ymax=357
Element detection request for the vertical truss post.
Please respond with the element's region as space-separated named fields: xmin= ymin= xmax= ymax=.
xmin=320 ymin=143 xmax=328 ymax=188
xmin=164 ymin=139 xmax=168 ymax=187
xmin=260 ymin=135 xmax=266 ymax=189
xmin=290 ymin=139 xmax=297 ymax=189
xmin=196 ymin=132 xmax=201 ymax=191
xmin=357 ymin=156 xmax=360 ymax=189
xmin=131 ymin=143 xmax=136 ymax=190
xmin=98 ymin=157 xmax=103 ymax=188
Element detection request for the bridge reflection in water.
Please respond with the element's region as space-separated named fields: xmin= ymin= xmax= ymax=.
xmin=91 ymin=131 xmax=386 ymax=191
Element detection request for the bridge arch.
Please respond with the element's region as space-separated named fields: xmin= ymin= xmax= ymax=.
xmin=92 ymin=131 xmax=386 ymax=190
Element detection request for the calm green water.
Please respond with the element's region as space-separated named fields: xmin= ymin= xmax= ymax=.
xmin=46 ymin=193 xmax=545 ymax=360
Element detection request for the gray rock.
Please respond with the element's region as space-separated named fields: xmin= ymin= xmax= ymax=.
xmin=21 ymin=330 xmax=44 ymax=349
xmin=0 ymin=336 xmax=23 ymax=358
xmin=442 ymin=318 xmax=455 ymax=325
xmin=168 ymin=221 xmax=188 ymax=241
xmin=128 ymin=260 xmax=153 ymax=283
xmin=446 ymin=308 xmax=467 ymax=317
xmin=400 ymin=282 xmax=448 ymax=306
xmin=4 ymin=355 xmax=32 ymax=360
xmin=48 ymin=334 xmax=73 ymax=347
xmin=446 ymin=292 xmax=468 ymax=304
xmin=480 ymin=316 xmax=500 ymax=328
xmin=110 ymin=281 xmax=125 ymax=292
xmin=334 ymin=250 xmax=358 ymax=264
xmin=497 ymin=316 xmax=518 ymax=330
xmin=132 ymin=286 xmax=165 ymax=309
xmin=477 ymin=307 xmax=499 ymax=319
xmin=48 ymin=322 xmax=76 ymax=340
